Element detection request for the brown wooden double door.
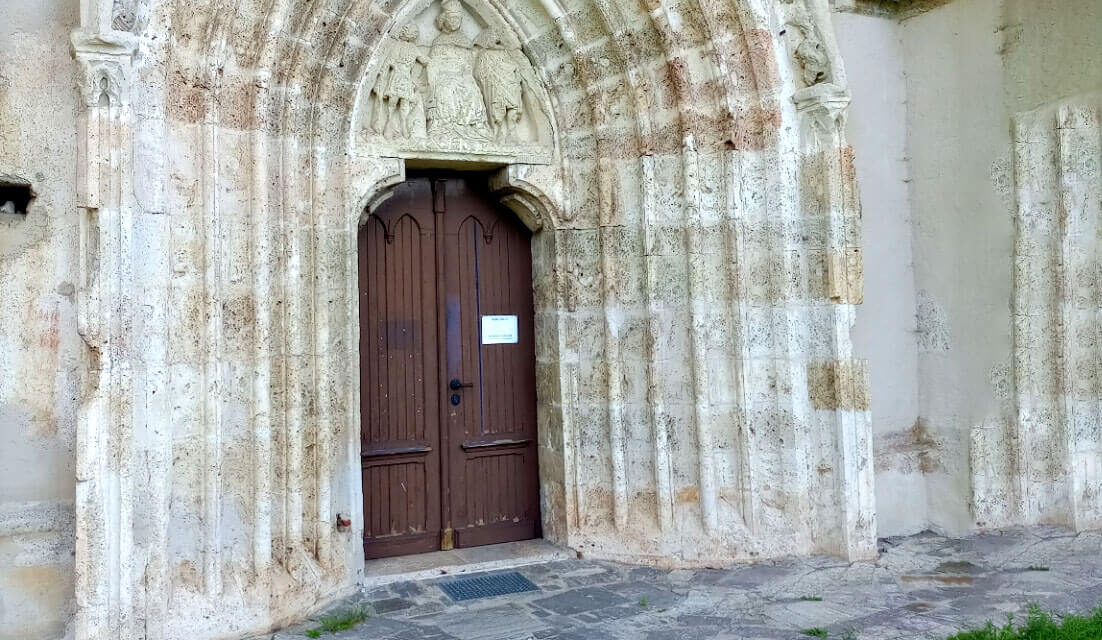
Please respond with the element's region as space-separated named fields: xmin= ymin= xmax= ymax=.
xmin=359 ymin=175 xmax=540 ymax=559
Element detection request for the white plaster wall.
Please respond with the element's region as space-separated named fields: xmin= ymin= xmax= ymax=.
xmin=1002 ymin=0 xmax=1102 ymax=116
xmin=835 ymin=12 xmax=925 ymax=537
xmin=900 ymin=0 xmax=1011 ymax=535
xmin=0 ymin=0 xmax=80 ymax=637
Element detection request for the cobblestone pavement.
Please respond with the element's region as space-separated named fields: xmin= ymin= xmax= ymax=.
xmin=265 ymin=527 xmax=1102 ymax=640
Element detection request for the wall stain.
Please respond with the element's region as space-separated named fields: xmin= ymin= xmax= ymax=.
xmin=876 ymin=418 xmax=941 ymax=475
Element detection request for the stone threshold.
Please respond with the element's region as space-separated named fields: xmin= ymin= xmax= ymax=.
xmin=361 ymin=538 xmax=573 ymax=590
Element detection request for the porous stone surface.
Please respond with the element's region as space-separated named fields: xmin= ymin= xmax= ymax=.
xmin=1 ymin=0 xmax=1100 ymax=639
xmin=985 ymin=92 xmax=1102 ymax=530
xmin=262 ymin=527 xmax=1102 ymax=640
xmin=0 ymin=1 xmax=81 ymax=639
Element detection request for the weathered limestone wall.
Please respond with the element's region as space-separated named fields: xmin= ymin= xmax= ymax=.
xmin=1009 ymin=91 xmax=1102 ymax=530
xmin=833 ymin=11 xmax=925 ymax=537
xmin=832 ymin=0 xmax=1102 ymax=538
xmin=0 ymin=1 xmax=81 ymax=639
xmin=0 ymin=0 xmax=1083 ymax=637
xmin=900 ymin=0 xmax=1102 ymax=534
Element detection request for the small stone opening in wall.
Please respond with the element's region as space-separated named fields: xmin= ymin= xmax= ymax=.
xmin=0 ymin=179 xmax=35 ymax=216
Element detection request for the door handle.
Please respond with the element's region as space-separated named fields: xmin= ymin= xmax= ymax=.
xmin=449 ymin=379 xmax=474 ymax=390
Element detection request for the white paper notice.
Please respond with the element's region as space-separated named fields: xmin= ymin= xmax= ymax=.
xmin=481 ymin=315 xmax=519 ymax=345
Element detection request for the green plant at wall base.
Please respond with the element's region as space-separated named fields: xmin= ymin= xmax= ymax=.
xmin=1027 ymin=566 xmax=1051 ymax=572
xmin=946 ymin=605 xmax=1102 ymax=639
xmin=802 ymin=628 xmax=828 ymax=637
xmin=801 ymin=595 xmax=824 ymax=601
xmin=303 ymin=606 xmax=370 ymax=638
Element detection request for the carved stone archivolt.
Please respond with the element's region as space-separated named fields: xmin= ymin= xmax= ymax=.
xmin=357 ymin=0 xmax=554 ymax=164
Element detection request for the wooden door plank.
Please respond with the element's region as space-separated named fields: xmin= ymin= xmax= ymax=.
xmin=359 ymin=178 xmax=443 ymax=559
xmin=441 ymin=177 xmax=540 ymax=549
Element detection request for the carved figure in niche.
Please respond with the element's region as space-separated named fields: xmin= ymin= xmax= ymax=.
xmin=370 ymin=24 xmax=429 ymax=138
xmin=425 ymin=0 xmax=490 ymax=139
xmin=473 ymin=30 xmax=524 ymax=141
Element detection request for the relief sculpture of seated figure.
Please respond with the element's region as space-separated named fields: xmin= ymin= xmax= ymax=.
xmin=425 ymin=0 xmax=491 ymax=140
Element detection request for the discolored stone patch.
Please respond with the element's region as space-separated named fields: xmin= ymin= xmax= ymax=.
xmin=807 ymin=360 xmax=872 ymax=411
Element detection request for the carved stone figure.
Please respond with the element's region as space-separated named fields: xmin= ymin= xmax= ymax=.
xmin=358 ymin=0 xmax=553 ymax=161
xmin=792 ymin=23 xmax=830 ymax=86
xmin=370 ymin=24 xmax=428 ymax=138
xmin=782 ymin=0 xmax=850 ymax=143
xmin=781 ymin=0 xmax=845 ymax=89
xmin=473 ymin=30 xmax=524 ymax=141
xmin=425 ymin=0 xmax=490 ymax=139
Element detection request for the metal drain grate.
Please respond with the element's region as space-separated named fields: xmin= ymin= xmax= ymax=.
xmin=438 ymin=571 xmax=540 ymax=602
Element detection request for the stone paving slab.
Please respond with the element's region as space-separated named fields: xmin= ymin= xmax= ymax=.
xmin=259 ymin=528 xmax=1102 ymax=640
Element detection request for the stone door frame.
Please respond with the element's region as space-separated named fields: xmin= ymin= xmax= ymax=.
xmin=349 ymin=161 xmax=570 ymax=553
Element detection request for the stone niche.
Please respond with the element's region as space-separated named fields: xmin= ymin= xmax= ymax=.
xmin=354 ymin=0 xmax=555 ymax=165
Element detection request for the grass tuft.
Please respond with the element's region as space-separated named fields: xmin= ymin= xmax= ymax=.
xmin=947 ymin=605 xmax=1102 ymax=639
xmin=1027 ymin=566 xmax=1051 ymax=572
xmin=801 ymin=595 xmax=824 ymax=602
xmin=803 ymin=628 xmax=828 ymax=637
xmin=639 ymin=596 xmax=648 ymax=607
xmin=303 ymin=606 xmax=370 ymax=638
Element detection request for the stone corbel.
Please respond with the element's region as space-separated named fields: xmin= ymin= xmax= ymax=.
xmin=488 ymin=164 xmax=564 ymax=230
xmin=794 ymin=82 xmax=851 ymax=142
xmin=354 ymin=159 xmax=407 ymax=228
xmin=70 ymin=30 xmax=137 ymax=109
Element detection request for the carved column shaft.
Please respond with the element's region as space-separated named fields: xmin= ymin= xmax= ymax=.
xmin=71 ymin=28 xmax=138 ymax=640
xmin=784 ymin=0 xmax=876 ymax=559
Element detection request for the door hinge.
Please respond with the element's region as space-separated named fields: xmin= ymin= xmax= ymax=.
xmin=441 ymin=527 xmax=455 ymax=551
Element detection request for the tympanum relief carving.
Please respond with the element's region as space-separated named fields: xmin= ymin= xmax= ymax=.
xmin=357 ymin=0 xmax=553 ymax=164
